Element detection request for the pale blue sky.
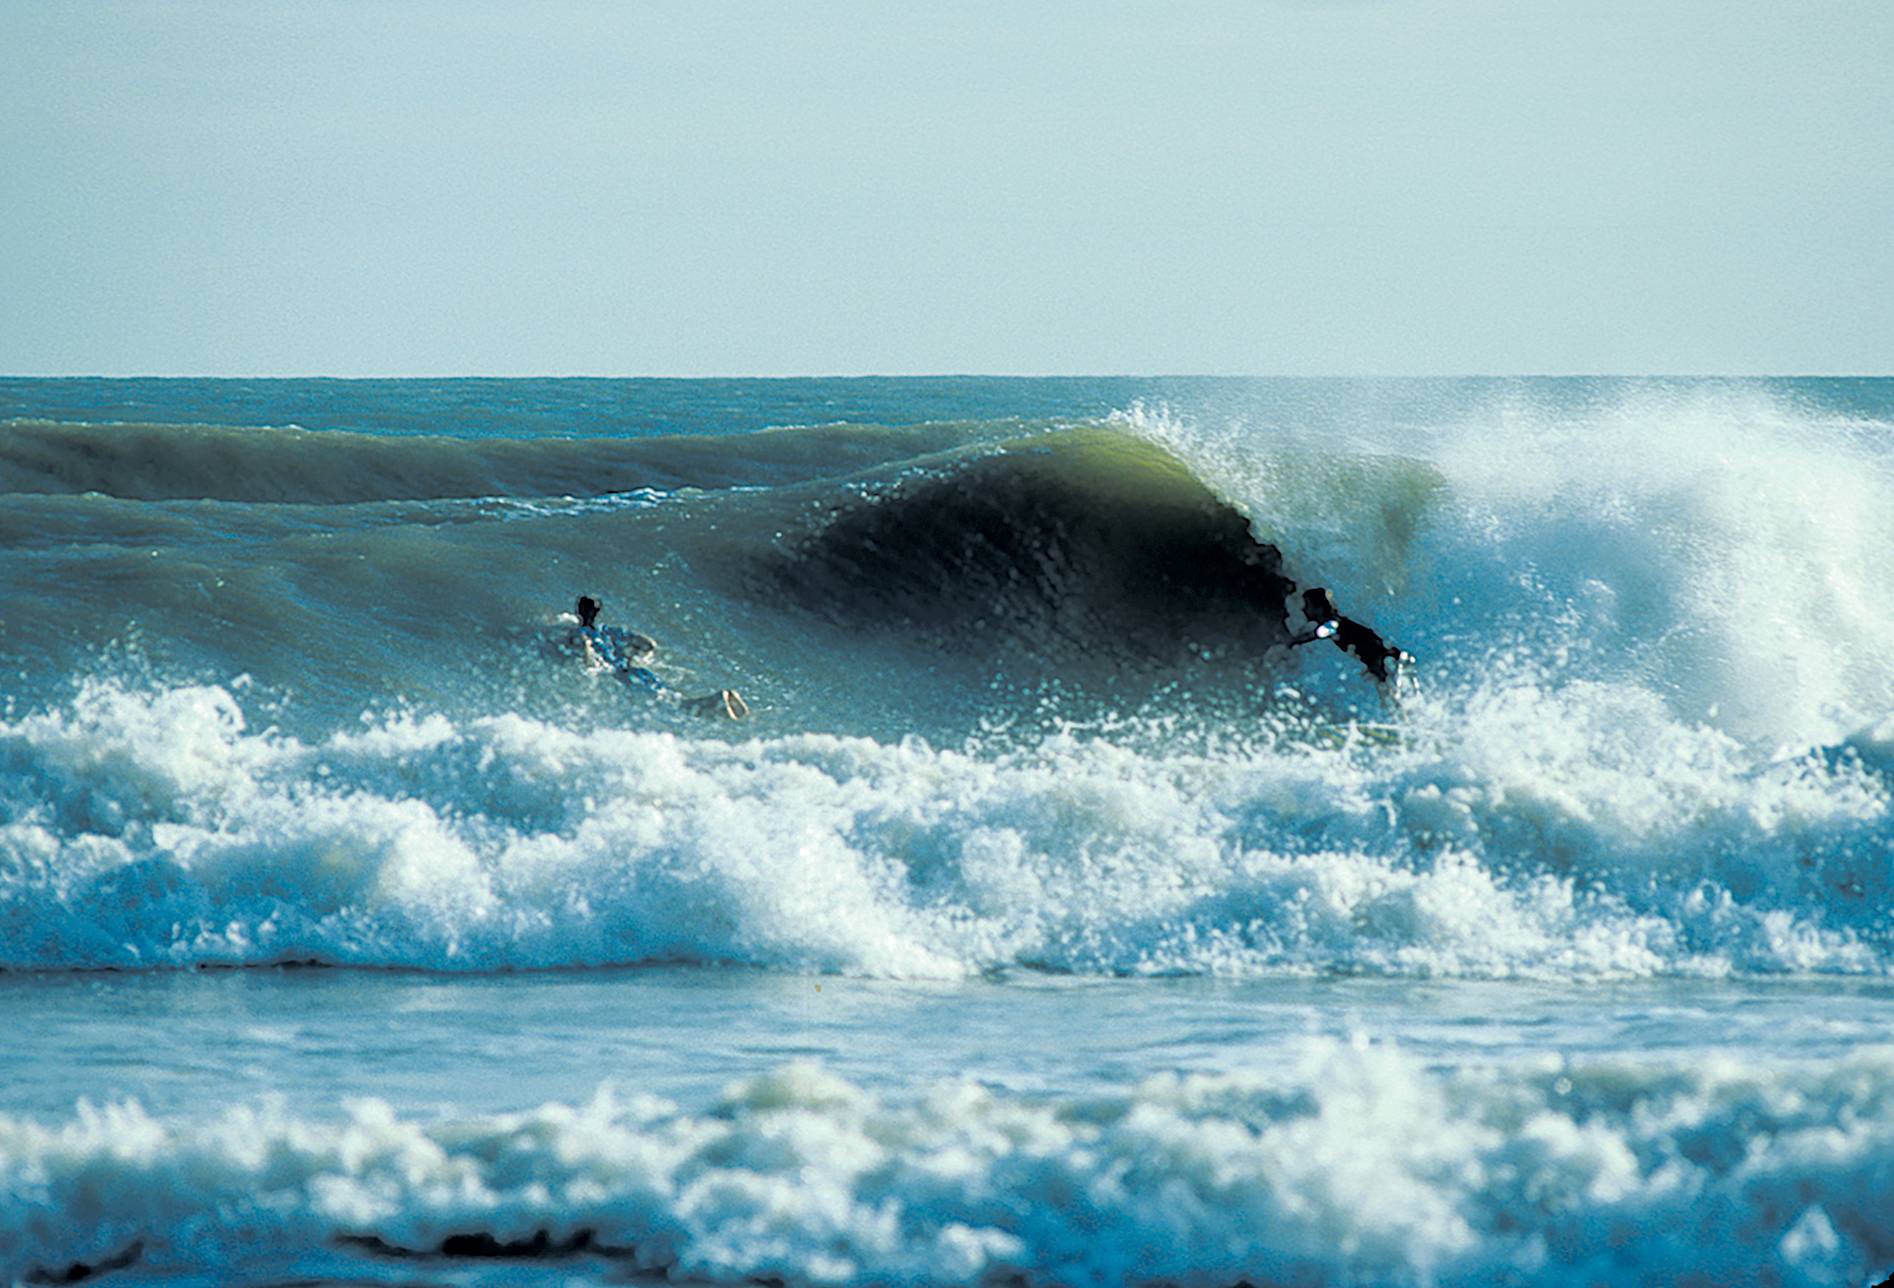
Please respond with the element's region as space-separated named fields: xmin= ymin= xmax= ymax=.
xmin=2 ymin=1 xmax=1889 ymax=375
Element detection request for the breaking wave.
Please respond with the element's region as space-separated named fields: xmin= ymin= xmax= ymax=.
xmin=4 ymin=384 xmax=1894 ymax=980
xmin=759 ymin=428 xmax=1316 ymax=671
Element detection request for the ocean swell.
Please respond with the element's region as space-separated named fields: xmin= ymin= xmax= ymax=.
xmin=0 ymin=417 xmax=987 ymax=504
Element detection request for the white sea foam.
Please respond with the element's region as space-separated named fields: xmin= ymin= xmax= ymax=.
xmin=3 ymin=1045 xmax=1893 ymax=1286
xmin=1115 ymin=388 xmax=1894 ymax=748
xmin=0 ymin=673 xmax=1885 ymax=978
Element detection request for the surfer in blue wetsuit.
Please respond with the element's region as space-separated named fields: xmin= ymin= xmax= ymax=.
xmin=571 ymin=595 xmax=661 ymax=690
xmin=567 ymin=595 xmax=749 ymax=719
xmin=1287 ymin=587 xmax=1415 ymax=698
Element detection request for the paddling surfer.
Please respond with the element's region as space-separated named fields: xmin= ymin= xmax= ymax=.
xmin=566 ymin=595 xmax=749 ymax=720
xmin=570 ymin=595 xmax=659 ymax=681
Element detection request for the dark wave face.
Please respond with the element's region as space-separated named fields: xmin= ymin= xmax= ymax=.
xmin=761 ymin=429 xmax=1296 ymax=675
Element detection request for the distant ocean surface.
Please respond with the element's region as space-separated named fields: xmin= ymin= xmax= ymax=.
xmin=4 ymin=376 xmax=1894 ymax=1287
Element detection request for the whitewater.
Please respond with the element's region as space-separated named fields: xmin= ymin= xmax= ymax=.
xmin=2 ymin=376 xmax=1892 ymax=1286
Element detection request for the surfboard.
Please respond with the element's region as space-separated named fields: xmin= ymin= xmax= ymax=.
xmin=680 ymin=689 xmax=750 ymax=720
xmin=1299 ymin=720 xmax=1406 ymax=751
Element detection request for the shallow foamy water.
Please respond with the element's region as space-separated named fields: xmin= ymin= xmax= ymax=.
xmin=7 ymin=969 xmax=1894 ymax=1286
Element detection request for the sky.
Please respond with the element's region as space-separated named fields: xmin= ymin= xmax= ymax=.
xmin=1 ymin=0 xmax=1889 ymax=376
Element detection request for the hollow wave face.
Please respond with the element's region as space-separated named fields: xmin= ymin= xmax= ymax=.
xmin=2 ymin=676 xmax=1887 ymax=978
xmin=757 ymin=428 xmax=1306 ymax=677
xmin=5 ymin=1047 xmax=1894 ymax=1287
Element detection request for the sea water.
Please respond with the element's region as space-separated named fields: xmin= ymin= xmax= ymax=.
xmin=3 ymin=377 xmax=1892 ymax=1286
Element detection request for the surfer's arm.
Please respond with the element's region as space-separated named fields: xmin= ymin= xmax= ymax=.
xmin=1286 ymin=620 xmax=1338 ymax=649
xmin=572 ymin=626 xmax=614 ymax=671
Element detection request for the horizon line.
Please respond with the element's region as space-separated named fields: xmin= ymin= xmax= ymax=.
xmin=2 ymin=371 xmax=1890 ymax=382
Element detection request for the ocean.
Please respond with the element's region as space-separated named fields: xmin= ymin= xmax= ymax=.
xmin=2 ymin=376 xmax=1892 ymax=1286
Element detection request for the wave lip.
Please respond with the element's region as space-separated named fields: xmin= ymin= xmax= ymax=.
xmin=4 ymin=1047 xmax=1893 ymax=1286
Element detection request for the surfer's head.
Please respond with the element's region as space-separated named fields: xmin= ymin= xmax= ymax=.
xmin=1301 ymin=587 xmax=1336 ymax=620
xmin=575 ymin=595 xmax=601 ymax=627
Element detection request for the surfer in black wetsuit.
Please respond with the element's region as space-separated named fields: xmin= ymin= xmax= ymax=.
xmin=1287 ymin=587 xmax=1414 ymax=694
xmin=566 ymin=595 xmax=749 ymax=720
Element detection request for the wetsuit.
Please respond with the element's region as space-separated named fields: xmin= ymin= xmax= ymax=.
xmin=1287 ymin=589 xmax=1409 ymax=685
xmin=1326 ymin=616 xmax=1403 ymax=684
